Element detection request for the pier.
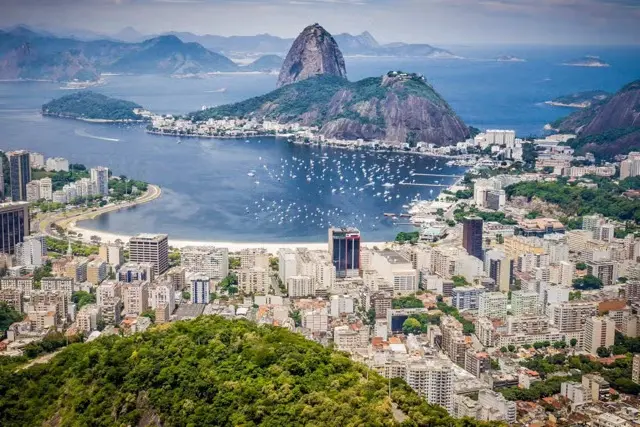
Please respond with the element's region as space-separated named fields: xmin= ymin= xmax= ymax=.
xmin=410 ymin=173 xmax=463 ymax=178
xmin=399 ymin=182 xmax=450 ymax=187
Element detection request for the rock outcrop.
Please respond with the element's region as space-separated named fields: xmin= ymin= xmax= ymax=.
xmin=192 ymin=72 xmax=469 ymax=146
xmin=553 ymin=79 xmax=640 ymax=158
xmin=276 ymin=23 xmax=346 ymax=88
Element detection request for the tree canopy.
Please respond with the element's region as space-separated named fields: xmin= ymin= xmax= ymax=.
xmin=0 ymin=316 xmax=500 ymax=427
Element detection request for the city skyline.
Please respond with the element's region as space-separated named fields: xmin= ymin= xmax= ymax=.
xmin=1 ymin=0 xmax=640 ymax=46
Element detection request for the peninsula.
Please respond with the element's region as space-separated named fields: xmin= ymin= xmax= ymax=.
xmin=545 ymin=90 xmax=610 ymax=108
xmin=159 ymin=23 xmax=469 ymax=148
xmin=42 ymin=91 xmax=148 ymax=122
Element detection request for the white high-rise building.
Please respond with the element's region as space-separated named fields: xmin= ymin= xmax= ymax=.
xmin=90 ymin=166 xmax=109 ymax=196
xmin=15 ymin=234 xmax=45 ymax=267
xmin=122 ymin=281 xmax=149 ymax=315
xmin=39 ymin=177 xmax=52 ymax=201
xmin=45 ymin=157 xmax=69 ymax=172
xmin=478 ymin=292 xmax=507 ymax=319
xmin=405 ymin=359 xmax=454 ymax=413
xmin=189 ymin=273 xmax=210 ymax=304
xmin=510 ymin=291 xmax=539 ymax=317
xmin=29 ymin=152 xmax=45 ymax=169
xmin=287 ymin=275 xmax=314 ymax=297
xmin=583 ymin=316 xmax=615 ymax=355
xmin=330 ymin=294 xmax=355 ymax=317
xmin=558 ymin=261 xmax=575 ymax=287
xmin=370 ymin=250 xmax=418 ymax=296
xmin=149 ymin=281 xmax=175 ymax=311
xmin=477 ymin=389 xmax=516 ymax=424
xmin=26 ymin=181 xmax=40 ymax=202
xmin=237 ymin=268 xmax=269 ymax=294
xmin=620 ymin=152 xmax=640 ymax=180
xmin=278 ymin=249 xmax=297 ymax=284
xmin=180 ymin=246 xmax=229 ymax=281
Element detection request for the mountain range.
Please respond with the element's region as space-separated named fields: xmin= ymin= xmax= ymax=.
xmin=192 ymin=24 xmax=469 ymax=147
xmin=551 ymin=79 xmax=640 ymax=158
xmin=0 ymin=27 xmax=238 ymax=81
xmin=0 ymin=25 xmax=458 ymax=82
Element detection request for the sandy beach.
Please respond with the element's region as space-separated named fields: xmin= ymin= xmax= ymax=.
xmin=70 ymin=223 xmax=387 ymax=253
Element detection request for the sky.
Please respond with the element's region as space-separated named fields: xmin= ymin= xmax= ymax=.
xmin=2 ymin=0 xmax=640 ymax=45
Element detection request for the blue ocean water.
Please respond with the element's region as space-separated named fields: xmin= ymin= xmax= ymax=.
xmin=0 ymin=45 xmax=638 ymax=242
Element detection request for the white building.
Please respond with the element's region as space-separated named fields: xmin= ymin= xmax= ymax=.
xmin=180 ymin=246 xmax=229 ymax=281
xmin=370 ymin=250 xmax=418 ymax=296
xmin=90 ymin=166 xmax=109 ymax=196
xmin=478 ymin=292 xmax=507 ymax=319
xmin=510 ymin=290 xmax=539 ymax=317
xmin=278 ymin=249 xmax=297 ymax=284
xmin=477 ymin=389 xmax=516 ymax=424
xmin=122 ymin=281 xmax=149 ymax=315
xmin=583 ymin=316 xmax=615 ymax=355
xmin=237 ymin=268 xmax=269 ymax=294
xmin=330 ymin=294 xmax=355 ymax=317
xmin=15 ymin=234 xmax=45 ymax=267
xmin=189 ymin=273 xmax=210 ymax=304
xmin=45 ymin=157 xmax=69 ymax=172
xmin=149 ymin=281 xmax=175 ymax=311
xmin=451 ymin=286 xmax=485 ymax=311
xmin=287 ymin=275 xmax=314 ymax=298
xmin=405 ymin=359 xmax=454 ymax=414
xmin=29 ymin=152 xmax=45 ymax=169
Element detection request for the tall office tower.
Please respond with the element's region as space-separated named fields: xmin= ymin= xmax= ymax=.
xmin=328 ymin=227 xmax=360 ymax=278
xmin=583 ymin=316 xmax=615 ymax=355
xmin=7 ymin=150 xmax=31 ymax=201
xmin=90 ymin=166 xmax=109 ymax=196
xmin=0 ymin=202 xmax=29 ymax=254
xmin=180 ymin=246 xmax=228 ymax=281
xmin=129 ymin=233 xmax=169 ymax=275
xmin=463 ymin=217 xmax=483 ymax=260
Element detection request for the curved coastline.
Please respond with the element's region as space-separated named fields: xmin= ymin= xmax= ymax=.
xmin=41 ymin=182 xmax=385 ymax=252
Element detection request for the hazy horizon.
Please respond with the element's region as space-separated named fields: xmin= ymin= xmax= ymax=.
xmin=2 ymin=0 xmax=640 ymax=46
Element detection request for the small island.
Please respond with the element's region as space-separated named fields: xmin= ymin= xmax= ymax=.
xmin=562 ymin=56 xmax=610 ymax=68
xmin=496 ymin=55 xmax=526 ymax=62
xmin=545 ymin=90 xmax=611 ymax=108
xmin=42 ymin=91 xmax=148 ymax=122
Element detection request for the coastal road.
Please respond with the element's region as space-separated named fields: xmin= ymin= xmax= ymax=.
xmin=37 ymin=184 xmax=162 ymax=243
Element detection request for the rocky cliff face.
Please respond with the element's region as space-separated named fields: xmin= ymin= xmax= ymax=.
xmin=554 ymin=79 xmax=640 ymax=158
xmin=193 ymin=72 xmax=469 ymax=146
xmin=580 ymin=80 xmax=640 ymax=135
xmin=276 ymin=23 xmax=346 ymax=88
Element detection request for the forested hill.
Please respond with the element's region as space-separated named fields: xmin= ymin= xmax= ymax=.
xmin=0 ymin=316 xmax=500 ymax=427
xmin=42 ymin=91 xmax=143 ymax=121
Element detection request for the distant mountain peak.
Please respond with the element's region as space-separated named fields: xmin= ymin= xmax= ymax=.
xmin=276 ymin=23 xmax=347 ymax=88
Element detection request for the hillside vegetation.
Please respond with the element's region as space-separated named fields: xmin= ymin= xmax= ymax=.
xmin=42 ymin=91 xmax=142 ymax=121
xmin=0 ymin=316 xmax=499 ymax=427
xmin=190 ymin=72 xmax=469 ymax=146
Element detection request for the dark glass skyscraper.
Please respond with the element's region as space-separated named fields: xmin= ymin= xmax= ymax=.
xmin=8 ymin=150 xmax=31 ymax=202
xmin=0 ymin=202 xmax=29 ymax=254
xmin=463 ymin=216 xmax=484 ymax=260
xmin=328 ymin=227 xmax=360 ymax=278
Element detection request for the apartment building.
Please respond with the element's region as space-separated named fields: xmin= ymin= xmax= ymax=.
xmin=583 ymin=316 xmax=615 ymax=355
xmin=478 ymin=292 xmax=508 ymax=320
xmin=129 ymin=234 xmax=169 ymax=275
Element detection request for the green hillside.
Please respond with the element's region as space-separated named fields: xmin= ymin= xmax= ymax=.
xmin=42 ymin=91 xmax=143 ymax=121
xmin=0 ymin=316 xmax=499 ymax=427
